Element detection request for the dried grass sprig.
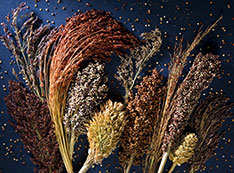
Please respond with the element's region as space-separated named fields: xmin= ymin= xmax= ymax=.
xmin=63 ymin=61 xmax=108 ymax=157
xmin=168 ymin=133 xmax=198 ymax=173
xmin=145 ymin=16 xmax=222 ymax=173
xmin=0 ymin=3 xmax=50 ymax=100
xmin=115 ymin=28 xmax=162 ymax=101
xmin=47 ymin=10 xmax=138 ymax=173
xmin=79 ymin=100 xmax=126 ymax=173
xmin=4 ymin=81 xmax=63 ymax=173
xmin=119 ymin=69 xmax=166 ymax=173
xmin=187 ymin=93 xmax=234 ymax=172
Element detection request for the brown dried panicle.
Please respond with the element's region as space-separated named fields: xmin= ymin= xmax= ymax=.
xmin=79 ymin=100 xmax=126 ymax=173
xmin=119 ymin=69 xmax=166 ymax=172
xmin=115 ymin=28 xmax=162 ymax=100
xmin=187 ymin=93 xmax=234 ymax=172
xmin=0 ymin=3 xmax=51 ymax=100
xmin=4 ymin=81 xmax=63 ymax=173
xmin=163 ymin=53 xmax=221 ymax=150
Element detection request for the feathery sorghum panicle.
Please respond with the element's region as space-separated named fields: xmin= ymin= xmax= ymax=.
xmin=187 ymin=93 xmax=234 ymax=172
xmin=119 ymin=69 xmax=166 ymax=172
xmin=0 ymin=3 xmax=51 ymax=100
xmin=47 ymin=9 xmax=138 ymax=172
xmin=115 ymin=28 xmax=162 ymax=100
xmin=4 ymin=81 xmax=63 ymax=173
xmin=79 ymin=100 xmax=126 ymax=173
xmin=168 ymin=133 xmax=198 ymax=173
xmin=63 ymin=61 xmax=108 ymax=136
xmin=163 ymin=53 xmax=221 ymax=151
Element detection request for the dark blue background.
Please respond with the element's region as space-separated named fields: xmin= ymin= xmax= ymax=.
xmin=0 ymin=0 xmax=234 ymax=172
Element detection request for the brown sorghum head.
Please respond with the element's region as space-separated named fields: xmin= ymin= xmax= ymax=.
xmin=4 ymin=81 xmax=63 ymax=173
xmin=119 ymin=69 xmax=166 ymax=166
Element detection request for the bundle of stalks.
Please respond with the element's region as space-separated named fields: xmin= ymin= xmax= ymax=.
xmin=0 ymin=2 xmax=53 ymax=101
xmin=119 ymin=69 xmax=166 ymax=173
xmin=187 ymin=93 xmax=234 ymax=172
xmin=63 ymin=61 xmax=108 ymax=158
xmin=47 ymin=9 xmax=138 ymax=173
xmin=4 ymin=81 xmax=63 ymax=173
xmin=79 ymin=100 xmax=126 ymax=173
xmin=145 ymin=16 xmax=223 ymax=173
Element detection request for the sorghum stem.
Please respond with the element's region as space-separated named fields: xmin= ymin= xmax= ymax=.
xmin=157 ymin=145 xmax=171 ymax=173
xmin=168 ymin=162 xmax=177 ymax=173
xmin=125 ymin=154 xmax=135 ymax=173
xmin=79 ymin=153 xmax=95 ymax=173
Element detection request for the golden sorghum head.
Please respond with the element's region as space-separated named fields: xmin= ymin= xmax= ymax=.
xmin=87 ymin=100 xmax=126 ymax=164
xmin=169 ymin=133 xmax=198 ymax=166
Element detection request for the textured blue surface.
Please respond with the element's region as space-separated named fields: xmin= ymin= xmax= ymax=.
xmin=0 ymin=0 xmax=234 ymax=172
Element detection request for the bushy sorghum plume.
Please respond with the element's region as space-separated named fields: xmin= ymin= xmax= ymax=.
xmin=115 ymin=28 xmax=162 ymax=100
xmin=79 ymin=100 xmax=126 ymax=173
xmin=119 ymin=69 xmax=166 ymax=173
xmin=163 ymin=53 xmax=220 ymax=150
xmin=4 ymin=81 xmax=63 ymax=173
xmin=168 ymin=133 xmax=198 ymax=173
xmin=187 ymin=93 xmax=234 ymax=172
xmin=0 ymin=3 xmax=51 ymax=100
xmin=145 ymin=17 xmax=223 ymax=173
xmin=64 ymin=61 xmax=108 ymax=135
xmin=47 ymin=9 xmax=138 ymax=172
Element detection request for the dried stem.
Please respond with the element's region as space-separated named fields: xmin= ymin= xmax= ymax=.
xmin=168 ymin=163 xmax=177 ymax=173
xmin=125 ymin=155 xmax=135 ymax=173
xmin=157 ymin=145 xmax=170 ymax=173
xmin=79 ymin=154 xmax=95 ymax=173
